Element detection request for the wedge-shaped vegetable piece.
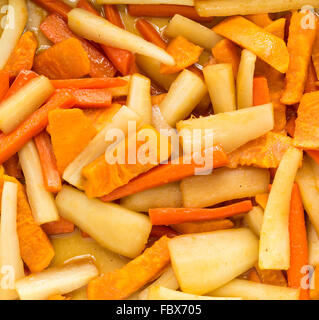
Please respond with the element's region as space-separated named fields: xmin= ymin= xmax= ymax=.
xmin=203 ymin=63 xmax=236 ymax=114
xmin=254 ymin=265 xmax=287 ymax=287
xmin=177 ymin=103 xmax=274 ymax=154
xmin=0 ymin=76 xmax=54 ymax=134
xmin=148 ymin=286 xmax=241 ymax=300
xmin=87 ymin=236 xmax=170 ymax=300
xmin=16 ymin=260 xmax=98 ymax=300
xmin=228 ymin=132 xmax=292 ymax=169
xmin=169 ymin=228 xmax=258 ymax=295
xmin=0 ymin=181 xmax=24 ymax=300
xmin=121 ymin=182 xmax=182 ymax=212
xmin=213 ymin=16 xmax=289 ymax=73
xmin=181 ymin=166 xmax=269 ymax=208
xmin=294 ymin=91 xmax=319 ymax=149
xmin=18 ymin=140 xmax=59 ymax=225
xmin=68 ymin=8 xmax=174 ymax=66
xmin=195 ymin=0 xmax=319 ymax=17
xmin=127 ymin=74 xmax=152 ymax=125
xmin=244 ymin=206 xmax=263 ymax=237
xmin=237 ymin=49 xmax=256 ymax=109
xmin=138 ymin=266 xmax=179 ymax=300
xmin=56 ymin=185 xmax=151 ymax=258
xmin=0 ymin=0 xmax=28 ymax=68
xmin=296 ymin=156 xmax=319 ymax=236
xmin=63 ymin=105 xmax=141 ymax=189
xmin=165 ymin=14 xmax=221 ymax=50
xmin=48 ymin=108 xmax=97 ymax=174
xmin=210 ymin=279 xmax=299 ymax=300
xmin=259 ymin=147 xmax=303 ymax=270
xmin=308 ymin=221 xmax=319 ymax=267
xmin=160 ymin=36 xmax=203 ymax=74
xmin=159 ymin=69 xmax=207 ymax=126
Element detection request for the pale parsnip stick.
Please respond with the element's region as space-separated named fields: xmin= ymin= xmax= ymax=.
xmin=164 ymin=14 xmax=222 ymax=50
xmin=16 ymin=260 xmax=98 ymax=300
xmin=0 ymin=181 xmax=24 ymax=300
xmin=68 ymin=8 xmax=175 ymax=65
xmin=308 ymin=220 xmax=319 ymax=267
xmin=195 ymin=0 xmax=319 ymax=17
xmin=203 ymin=63 xmax=236 ymax=114
xmin=127 ymin=74 xmax=152 ymax=125
xmin=18 ymin=140 xmax=59 ymax=225
xmin=243 ymin=206 xmax=264 ymax=237
xmin=237 ymin=49 xmax=256 ymax=109
xmin=97 ymin=0 xmax=194 ymax=4
xmin=259 ymin=147 xmax=303 ymax=270
xmin=0 ymin=76 xmax=54 ymax=134
xmin=0 ymin=0 xmax=28 ymax=68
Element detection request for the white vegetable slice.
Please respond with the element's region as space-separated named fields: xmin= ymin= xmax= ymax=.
xmin=308 ymin=220 xmax=319 ymax=266
xmin=244 ymin=206 xmax=264 ymax=237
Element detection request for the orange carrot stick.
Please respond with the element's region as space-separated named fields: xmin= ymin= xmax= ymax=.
xmin=136 ymin=18 xmax=167 ymax=49
xmin=101 ymin=145 xmax=229 ymax=202
xmin=0 ymin=90 xmax=76 ymax=165
xmin=3 ymin=31 xmax=38 ymax=78
xmin=32 ymin=0 xmax=71 ymax=20
xmin=149 ymin=200 xmax=253 ymax=225
xmin=0 ymin=71 xmax=9 ymax=102
xmin=305 ymin=61 xmax=318 ymax=93
xmin=51 ymin=77 xmax=127 ymax=89
xmin=3 ymin=154 xmax=23 ymax=179
xmin=307 ymin=150 xmax=319 ymax=165
xmin=42 ymin=217 xmax=75 ymax=235
xmin=40 ymin=14 xmax=116 ymax=78
xmin=287 ymin=183 xmax=310 ymax=300
xmin=71 ymin=88 xmax=112 ymax=108
xmin=104 ymin=5 xmax=125 ymax=28
xmin=253 ymin=77 xmax=270 ymax=106
xmin=150 ymin=226 xmax=179 ymax=238
xmin=87 ymin=236 xmax=170 ymax=300
xmin=245 ymin=13 xmax=272 ymax=28
xmin=128 ymin=4 xmax=213 ymax=22
xmin=172 ymin=219 xmax=234 ymax=234
xmin=34 ymin=131 xmax=62 ymax=193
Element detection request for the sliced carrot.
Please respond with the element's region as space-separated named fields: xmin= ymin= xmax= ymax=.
xmin=76 ymin=0 xmax=98 ymax=14
xmin=87 ymin=236 xmax=170 ymax=300
xmin=101 ymin=145 xmax=229 ymax=202
xmin=307 ymin=150 xmax=319 ymax=165
xmin=71 ymin=88 xmax=112 ymax=108
xmin=81 ymin=230 xmax=90 ymax=238
xmin=212 ymin=39 xmax=241 ymax=77
xmin=51 ymin=78 xmax=127 ymax=89
xmin=253 ymin=77 xmax=270 ymax=106
xmin=288 ymin=183 xmax=310 ymax=300
xmin=104 ymin=4 xmax=125 ymax=28
xmin=248 ymin=268 xmax=261 ymax=283
xmin=42 ymin=217 xmax=75 ymax=235
xmin=3 ymin=154 xmax=23 ymax=179
xmin=0 ymin=71 xmax=9 ymax=102
xmin=0 ymin=90 xmax=76 ymax=165
xmin=33 ymin=38 xmax=91 ymax=79
xmin=3 ymin=31 xmax=38 ymax=78
xmin=264 ymin=18 xmax=286 ymax=40
xmin=281 ymin=11 xmax=318 ymax=105
xmin=149 ymin=200 xmax=252 ymax=225
xmin=305 ymin=61 xmax=318 ymax=93
xmin=0 ymin=175 xmax=55 ymax=273
xmin=40 ymin=14 xmax=116 ymax=78
xmin=48 ymin=108 xmax=97 ymax=174
xmin=150 ymin=226 xmax=179 ymax=238
xmin=213 ymin=16 xmax=289 ymax=73
xmin=128 ymin=4 xmax=213 ymax=22
xmin=172 ymin=219 xmax=234 ymax=234
xmin=254 ymin=264 xmax=287 ymax=287
xmin=245 ymin=13 xmax=272 ymax=28
xmin=32 ymin=0 xmax=71 ymax=20
xmin=160 ymin=36 xmax=203 ymax=74
xmin=136 ymin=18 xmax=167 ymax=49
xmin=34 ymin=131 xmax=62 ymax=193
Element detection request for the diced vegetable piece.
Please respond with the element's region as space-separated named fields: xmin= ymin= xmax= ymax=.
xmin=195 ymin=0 xmax=319 ymax=17
xmin=181 ymin=166 xmax=269 ymax=208
xmin=62 ymin=105 xmax=141 ymax=189
xmin=159 ymin=69 xmax=207 ymax=126
xmin=236 ymin=49 xmax=256 ymax=109
xmin=87 ymin=236 xmax=170 ymax=300
xmin=0 ymin=0 xmax=28 ymax=69
xmin=71 ymin=88 xmax=112 ymax=108
xmin=244 ymin=206 xmax=264 ymax=237
xmin=68 ymin=8 xmax=175 ymax=66
xmin=42 ymin=218 xmax=75 ymax=235
xmin=0 ymin=181 xmax=24 ymax=300
xmin=172 ymin=219 xmax=234 ymax=234
xmin=177 ymin=103 xmax=274 ymax=154
xmin=213 ymin=16 xmax=289 ymax=73
xmin=253 ymin=77 xmax=270 ymax=106
xmin=16 ymin=260 xmax=98 ymax=300
xmin=203 ymin=63 xmax=236 ymax=113
xmin=259 ymin=147 xmax=303 ymax=270
xmin=169 ymin=228 xmax=258 ymax=294
xmin=56 ymin=185 xmax=152 ymax=258
xmin=97 ymin=0 xmax=194 ymax=4
xmin=165 ymin=14 xmax=221 ymax=50
xmin=210 ymin=279 xmax=299 ymax=300
xmin=18 ymin=140 xmax=59 ymax=225
xmin=120 ymin=182 xmax=182 ymax=212
xmin=0 ymin=76 xmax=54 ymax=134
xmin=127 ymin=74 xmax=152 ymax=125
xmin=138 ymin=266 xmax=179 ymax=300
